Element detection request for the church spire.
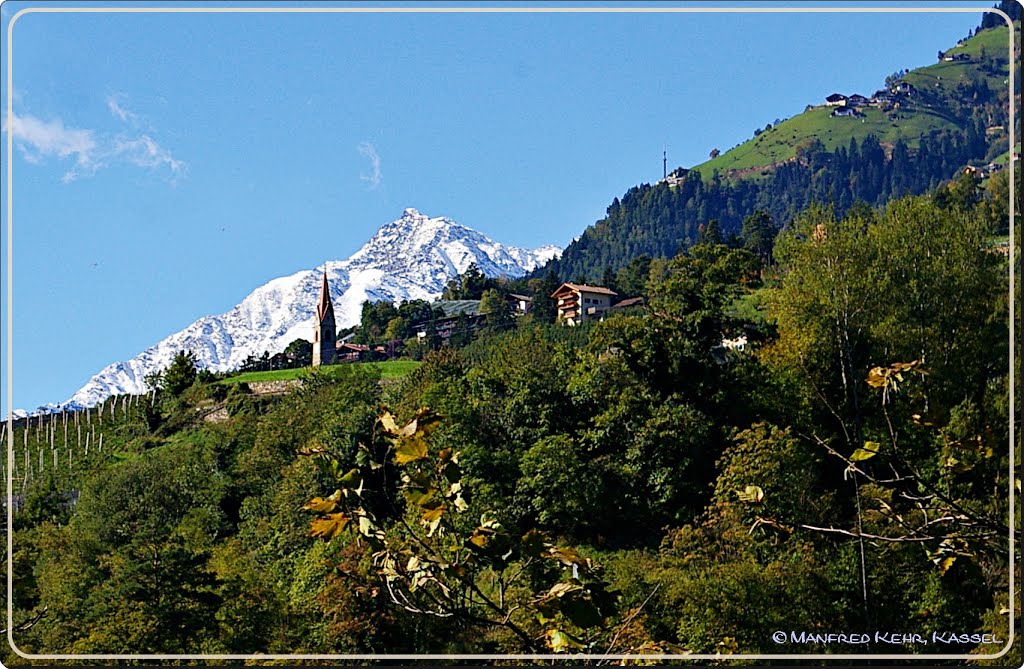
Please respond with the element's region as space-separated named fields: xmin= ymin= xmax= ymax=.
xmin=313 ymin=271 xmax=336 ymax=367
xmin=316 ymin=271 xmax=334 ymax=321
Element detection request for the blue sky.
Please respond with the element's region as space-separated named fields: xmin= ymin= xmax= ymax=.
xmin=0 ymin=1 xmax=998 ymax=413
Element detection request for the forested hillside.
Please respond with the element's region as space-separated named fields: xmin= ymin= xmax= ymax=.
xmin=1 ymin=4 xmax=1017 ymax=662
xmin=544 ymin=14 xmax=1019 ymax=283
xmin=1 ymin=183 xmax=1015 ymax=661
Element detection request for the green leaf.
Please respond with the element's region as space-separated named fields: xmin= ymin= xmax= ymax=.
xmin=404 ymin=485 xmax=437 ymax=507
xmin=521 ymin=529 xmax=549 ymax=559
xmin=562 ymin=596 xmax=603 ymax=629
xmin=546 ymin=629 xmax=583 ymax=653
xmin=534 ymin=582 xmax=603 ymax=629
xmin=339 ymin=468 xmax=362 ymax=487
xmin=441 ymin=460 xmax=462 ymax=483
xmin=403 ymin=472 xmax=438 ymax=506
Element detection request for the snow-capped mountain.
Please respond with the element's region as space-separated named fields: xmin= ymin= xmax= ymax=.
xmin=50 ymin=209 xmax=560 ymax=412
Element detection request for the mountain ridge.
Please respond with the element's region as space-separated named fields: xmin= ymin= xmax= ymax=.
xmin=30 ymin=209 xmax=558 ymax=415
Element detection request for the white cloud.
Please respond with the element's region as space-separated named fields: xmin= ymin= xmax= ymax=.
xmin=4 ymin=110 xmax=184 ymax=183
xmin=113 ymin=134 xmax=185 ymax=175
xmin=358 ymin=140 xmax=382 ymax=189
xmin=106 ymin=95 xmax=137 ymax=124
xmin=4 ymin=112 xmax=98 ymax=176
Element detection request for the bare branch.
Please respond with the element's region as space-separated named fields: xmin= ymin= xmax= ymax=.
xmin=0 ymin=606 xmax=47 ymax=635
xmin=598 ymin=585 xmax=661 ymax=665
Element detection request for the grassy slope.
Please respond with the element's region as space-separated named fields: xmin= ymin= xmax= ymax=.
xmin=902 ymin=23 xmax=1017 ymax=99
xmin=692 ymin=25 xmax=1013 ymax=180
xmin=990 ymin=143 xmax=1020 ymax=165
xmin=695 ymin=106 xmax=959 ymax=178
xmin=220 ymin=360 xmax=421 ymax=384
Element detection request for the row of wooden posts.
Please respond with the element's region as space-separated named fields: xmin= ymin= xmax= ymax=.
xmin=0 ymin=391 xmax=151 ymax=509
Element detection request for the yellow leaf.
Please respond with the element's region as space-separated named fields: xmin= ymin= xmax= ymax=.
xmin=411 ymin=407 xmax=443 ymax=436
xmin=936 ymin=555 xmax=956 ymax=576
xmin=394 ymin=435 xmax=428 ymax=464
xmin=736 ymin=485 xmax=765 ymax=503
xmin=297 ymin=443 xmax=330 ymax=457
xmin=866 ymin=367 xmax=888 ymax=388
xmin=310 ymin=512 xmax=350 ymax=540
xmin=546 ymin=545 xmax=584 ymax=566
xmin=379 ymin=411 xmax=401 ymax=435
xmin=425 ymin=516 xmax=442 ymax=537
xmin=357 ymin=513 xmax=375 ymax=536
xmin=302 ymin=493 xmax=340 ymax=513
xmin=421 ymin=503 xmax=446 ymax=524
xmin=850 ymin=443 xmax=880 ymax=462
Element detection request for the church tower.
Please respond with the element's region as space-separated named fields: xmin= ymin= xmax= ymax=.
xmin=312 ymin=272 xmax=336 ymax=367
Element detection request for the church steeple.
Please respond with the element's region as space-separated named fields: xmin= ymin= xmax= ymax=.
xmin=312 ymin=271 xmax=336 ymax=367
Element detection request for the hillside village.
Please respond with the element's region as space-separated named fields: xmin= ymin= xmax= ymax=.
xmin=253 ymin=271 xmax=648 ymax=372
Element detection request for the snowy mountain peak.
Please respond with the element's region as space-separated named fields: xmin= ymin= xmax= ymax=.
xmin=40 ymin=210 xmax=561 ymax=414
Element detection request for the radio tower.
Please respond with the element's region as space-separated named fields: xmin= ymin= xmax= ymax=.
xmin=663 ymin=149 xmax=667 ymax=179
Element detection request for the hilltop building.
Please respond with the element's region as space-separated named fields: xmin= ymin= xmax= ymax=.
xmin=552 ymin=283 xmax=618 ymax=326
xmin=507 ymin=293 xmax=533 ymax=315
xmin=312 ymin=272 xmax=336 ymax=367
xmin=891 ymin=81 xmax=916 ymax=96
xmin=661 ymin=167 xmax=689 ymax=187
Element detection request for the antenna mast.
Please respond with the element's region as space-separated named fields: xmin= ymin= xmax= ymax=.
xmin=663 ymin=149 xmax=667 ymax=179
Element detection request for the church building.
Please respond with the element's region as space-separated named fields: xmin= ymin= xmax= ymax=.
xmin=312 ymin=272 xmax=336 ymax=367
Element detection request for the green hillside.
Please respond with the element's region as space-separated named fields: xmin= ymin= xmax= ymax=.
xmin=220 ymin=360 xmax=421 ymax=384
xmin=694 ymin=23 xmax=1016 ymax=180
xmin=4 ymin=193 xmax=1014 ymax=660
xmin=695 ymin=105 xmax=960 ymax=179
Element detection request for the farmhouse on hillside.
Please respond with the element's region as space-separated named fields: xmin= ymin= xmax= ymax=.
xmin=831 ymin=106 xmax=860 ymax=118
xmin=552 ymin=283 xmax=618 ymax=326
